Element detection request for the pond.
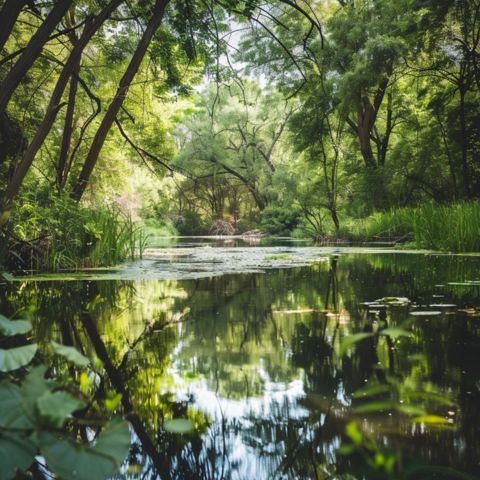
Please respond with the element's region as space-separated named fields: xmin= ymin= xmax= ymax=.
xmin=1 ymin=240 xmax=480 ymax=479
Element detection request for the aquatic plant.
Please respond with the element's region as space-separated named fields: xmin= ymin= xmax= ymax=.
xmin=0 ymin=313 xmax=130 ymax=479
xmin=342 ymin=201 xmax=480 ymax=252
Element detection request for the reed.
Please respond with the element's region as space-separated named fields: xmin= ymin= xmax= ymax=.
xmin=344 ymin=201 xmax=480 ymax=252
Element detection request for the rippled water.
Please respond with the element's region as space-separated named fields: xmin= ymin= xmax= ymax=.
xmin=2 ymin=242 xmax=480 ymax=479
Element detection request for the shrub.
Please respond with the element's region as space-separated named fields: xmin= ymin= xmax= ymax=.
xmin=260 ymin=206 xmax=302 ymax=236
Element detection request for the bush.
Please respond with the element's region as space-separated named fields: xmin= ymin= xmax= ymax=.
xmin=174 ymin=211 xmax=207 ymax=235
xmin=260 ymin=206 xmax=302 ymax=236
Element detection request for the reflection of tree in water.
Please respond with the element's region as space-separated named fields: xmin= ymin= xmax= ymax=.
xmin=2 ymin=253 xmax=480 ymax=478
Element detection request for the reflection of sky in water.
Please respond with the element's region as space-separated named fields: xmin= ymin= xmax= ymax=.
xmin=165 ymin=355 xmax=312 ymax=479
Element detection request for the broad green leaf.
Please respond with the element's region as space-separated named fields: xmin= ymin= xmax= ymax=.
xmin=21 ymin=366 xmax=50 ymax=422
xmin=380 ymin=327 xmax=412 ymax=338
xmin=40 ymin=419 xmax=130 ymax=480
xmin=93 ymin=417 xmax=130 ymax=465
xmin=37 ymin=391 xmax=86 ymax=428
xmin=339 ymin=333 xmax=372 ymax=356
xmin=0 ymin=432 xmax=36 ymax=479
xmin=0 ymin=382 xmax=34 ymax=429
xmin=0 ymin=314 xmax=32 ymax=336
xmin=164 ymin=418 xmax=195 ymax=434
xmin=352 ymin=384 xmax=391 ymax=398
xmin=51 ymin=341 xmax=90 ymax=367
xmin=0 ymin=344 xmax=37 ymax=372
xmin=353 ymin=401 xmax=395 ymax=414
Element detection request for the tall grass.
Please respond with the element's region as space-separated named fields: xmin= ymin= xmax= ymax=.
xmin=342 ymin=201 xmax=480 ymax=252
xmin=10 ymin=197 xmax=147 ymax=271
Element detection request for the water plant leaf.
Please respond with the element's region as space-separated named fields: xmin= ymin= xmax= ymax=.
xmin=0 ymin=432 xmax=36 ymax=479
xmin=0 ymin=382 xmax=34 ymax=429
xmin=21 ymin=366 xmax=49 ymax=420
xmin=380 ymin=327 xmax=412 ymax=338
xmin=37 ymin=391 xmax=86 ymax=428
xmin=0 ymin=314 xmax=32 ymax=336
xmin=0 ymin=344 xmax=37 ymax=372
xmin=51 ymin=341 xmax=90 ymax=366
xmin=164 ymin=418 xmax=195 ymax=434
xmin=339 ymin=333 xmax=373 ymax=356
xmin=40 ymin=418 xmax=130 ymax=480
xmin=352 ymin=384 xmax=391 ymax=398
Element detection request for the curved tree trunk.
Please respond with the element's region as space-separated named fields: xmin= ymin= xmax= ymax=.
xmin=0 ymin=0 xmax=75 ymax=116
xmin=71 ymin=0 xmax=170 ymax=202
xmin=0 ymin=0 xmax=27 ymax=53
xmin=4 ymin=0 xmax=124 ymax=204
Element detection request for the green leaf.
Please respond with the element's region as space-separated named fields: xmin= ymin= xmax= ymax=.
xmin=41 ymin=419 xmax=130 ymax=480
xmin=345 ymin=421 xmax=362 ymax=445
xmin=395 ymin=404 xmax=426 ymax=416
xmin=0 ymin=314 xmax=32 ymax=336
xmin=21 ymin=366 xmax=50 ymax=423
xmin=1 ymin=272 xmax=14 ymax=282
xmin=164 ymin=418 xmax=195 ymax=434
xmin=354 ymin=401 xmax=395 ymax=414
xmin=380 ymin=327 xmax=412 ymax=338
xmin=0 ymin=344 xmax=37 ymax=372
xmin=352 ymin=384 xmax=391 ymax=399
xmin=406 ymin=390 xmax=454 ymax=406
xmin=51 ymin=341 xmax=90 ymax=367
xmin=37 ymin=391 xmax=86 ymax=428
xmin=339 ymin=333 xmax=372 ymax=356
xmin=0 ymin=382 xmax=34 ymax=429
xmin=412 ymin=415 xmax=451 ymax=426
xmin=0 ymin=432 xmax=36 ymax=479
xmin=105 ymin=393 xmax=122 ymax=412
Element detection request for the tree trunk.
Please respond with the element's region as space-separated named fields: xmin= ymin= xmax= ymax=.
xmin=0 ymin=0 xmax=75 ymax=116
xmin=71 ymin=0 xmax=170 ymax=202
xmin=0 ymin=0 xmax=27 ymax=53
xmin=357 ymin=99 xmax=377 ymax=169
xmin=459 ymin=87 xmax=470 ymax=197
xmin=4 ymin=0 xmax=124 ymax=204
xmin=57 ymin=55 xmax=80 ymax=190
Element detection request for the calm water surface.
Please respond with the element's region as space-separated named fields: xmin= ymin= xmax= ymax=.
xmin=2 ymin=242 xmax=480 ymax=479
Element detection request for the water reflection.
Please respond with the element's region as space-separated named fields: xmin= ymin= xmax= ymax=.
xmin=2 ymin=252 xmax=480 ymax=478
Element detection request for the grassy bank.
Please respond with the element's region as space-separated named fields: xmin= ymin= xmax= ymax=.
xmin=341 ymin=201 xmax=480 ymax=252
xmin=2 ymin=198 xmax=147 ymax=271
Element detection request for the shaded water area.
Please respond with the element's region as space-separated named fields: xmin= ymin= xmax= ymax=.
xmin=2 ymin=241 xmax=480 ymax=479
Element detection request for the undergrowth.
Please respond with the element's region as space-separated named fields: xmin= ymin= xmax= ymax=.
xmin=341 ymin=201 xmax=480 ymax=252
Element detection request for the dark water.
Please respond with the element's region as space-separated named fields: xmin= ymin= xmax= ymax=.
xmin=2 ymin=250 xmax=480 ymax=479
